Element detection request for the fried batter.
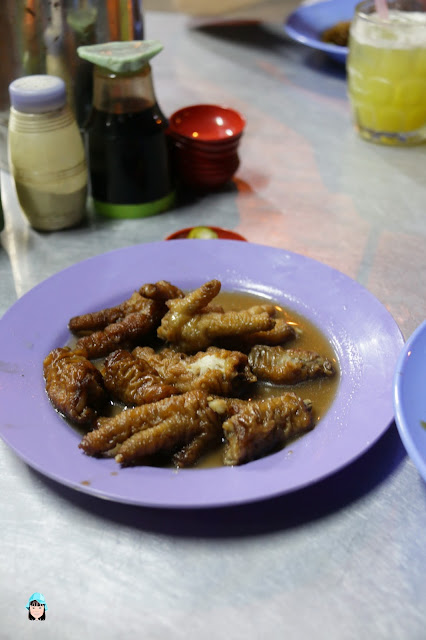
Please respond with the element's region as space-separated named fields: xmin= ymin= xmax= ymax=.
xmin=248 ymin=345 xmax=335 ymax=384
xmin=211 ymin=393 xmax=313 ymax=465
xmin=102 ymin=349 xmax=178 ymax=405
xmin=75 ymin=308 xmax=158 ymax=359
xmin=69 ymin=281 xmax=183 ymax=334
xmin=80 ymin=390 xmax=222 ymax=467
xmin=132 ymin=345 xmax=256 ymax=395
xmin=43 ymin=347 xmax=108 ymax=425
xmin=158 ymin=280 xmax=275 ymax=352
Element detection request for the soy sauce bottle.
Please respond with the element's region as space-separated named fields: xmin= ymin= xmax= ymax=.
xmin=78 ymin=41 xmax=175 ymax=218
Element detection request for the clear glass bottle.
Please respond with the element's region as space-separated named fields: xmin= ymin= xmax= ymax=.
xmin=79 ymin=42 xmax=175 ymax=218
xmin=8 ymin=75 xmax=87 ymax=231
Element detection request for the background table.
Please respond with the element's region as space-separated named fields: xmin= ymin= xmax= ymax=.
xmin=1 ymin=9 xmax=425 ymax=639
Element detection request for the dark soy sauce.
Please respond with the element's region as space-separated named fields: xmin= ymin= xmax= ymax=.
xmin=86 ymin=100 xmax=173 ymax=205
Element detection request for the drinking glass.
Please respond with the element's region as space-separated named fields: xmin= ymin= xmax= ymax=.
xmin=347 ymin=0 xmax=426 ymax=145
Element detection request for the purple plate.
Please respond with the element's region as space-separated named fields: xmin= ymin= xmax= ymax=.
xmin=0 ymin=241 xmax=403 ymax=508
xmin=393 ymin=320 xmax=426 ymax=482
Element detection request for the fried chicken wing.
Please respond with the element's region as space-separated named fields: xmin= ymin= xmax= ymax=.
xmin=69 ymin=292 xmax=155 ymax=334
xmin=172 ymin=429 xmax=219 ymax=468
xmin=243 ymin=317 xmax=298 ymax=346
xmin=220 ymin=317 xmax=298 ymax=351
xmin=132 ymin=345 xmax=256 ymax=395
xmin=158 ymin=280 xmax=275 ymax=352
xmin=69 ymin=281 xmax=183 ymax=334
xmin=75 ymin=308 xmax=158 ymax=359
xmin=157 ymin=279 xmax=221 ymax=343
xmin=138 ymin=280 xmax=184 ymax=303
xmin=43 ymin=347 xmax=108 ymax=425
xmin=115 ymin=392 xmax=222 ymax=467
xmin=248 ymin=345 xmax=335 ymax=384
xmin=102 ymin=349 xmax=178 ymax=405
xmin=80 ymin=390 xmax=222 ymax=467
xmin=209 ymin=393 xmax=313 ymax=465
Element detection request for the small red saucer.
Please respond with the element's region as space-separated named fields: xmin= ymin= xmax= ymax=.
xmin=164 ymin=226 xmax=247 ymax=241
xmin=168 ymin=104 xmax=246 ymax=142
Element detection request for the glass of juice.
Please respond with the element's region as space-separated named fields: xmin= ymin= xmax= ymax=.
xmin=347 ymin=0 xmax=426 ymax=145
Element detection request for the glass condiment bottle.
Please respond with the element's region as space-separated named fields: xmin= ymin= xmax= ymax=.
xmin=78 ymin=41 xmax=175 ymax=218
xmin=8 ymin=75 xmax=87 ymax=231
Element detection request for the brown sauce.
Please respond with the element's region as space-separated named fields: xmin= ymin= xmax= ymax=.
xmin=195 ymin=290 xmax=339 ymax=468
xmin=68 ymin=288 xmax=339 ymax=468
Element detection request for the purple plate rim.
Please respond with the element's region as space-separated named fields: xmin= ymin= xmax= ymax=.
xmin=0 ymin=240 xmax=403 ymax=509
xmin=393 ymin=319 xmax=426 ymax=481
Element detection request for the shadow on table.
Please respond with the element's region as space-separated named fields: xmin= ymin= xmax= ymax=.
xmin=34 ymin=421 xmax=406 ymax=538
xmin=302 ymin=49 xmax=347 ymax=80
xmin=191 ymin=20 xmax=347 ymax=79
xmin=192 ymin=20 xmax=290 ymax=53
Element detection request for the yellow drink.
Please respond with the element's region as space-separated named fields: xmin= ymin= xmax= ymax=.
xmin=347 ymin=4 xmax=426 ymax=145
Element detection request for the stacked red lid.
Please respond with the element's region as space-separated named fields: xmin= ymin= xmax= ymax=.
xmin=167 ymin=104 xmax=245 ymax=190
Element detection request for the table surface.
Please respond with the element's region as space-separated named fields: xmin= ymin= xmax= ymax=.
xmin=1 ymin=9 xmax=426 ymax=640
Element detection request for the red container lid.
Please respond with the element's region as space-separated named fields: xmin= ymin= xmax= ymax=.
xmin=168 ymin=104 xmax=245 ymax=142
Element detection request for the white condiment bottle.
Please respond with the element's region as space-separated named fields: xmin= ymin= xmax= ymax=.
xmin=8 ymin=75 xmax=87 ymax=231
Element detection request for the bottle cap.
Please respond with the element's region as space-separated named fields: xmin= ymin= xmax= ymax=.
xmin=77 ymin=40 xmax=163 ymax=74
xmin=9 ymin=75 xmax=66 ymax=114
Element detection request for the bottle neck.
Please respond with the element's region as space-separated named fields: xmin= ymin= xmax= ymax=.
xmin=92 ymin=64 xmax=156 ymax=114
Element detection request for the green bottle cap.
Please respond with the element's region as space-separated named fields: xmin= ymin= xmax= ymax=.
xmin=77 ymin=40 xmax=163 ymax=73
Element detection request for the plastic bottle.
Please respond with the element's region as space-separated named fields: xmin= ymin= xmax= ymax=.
xmin=78 ymin=41 xmax=175 ymax=218
xmin=8 ymin=75 xmax=87 ymax=231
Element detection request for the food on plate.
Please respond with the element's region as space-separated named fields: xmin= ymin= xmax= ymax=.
xmin=69 ymin=292 xmax=157 ymax=334
xmin=158 ymin=279 xmax=275 ymax=352
xmin=132 ymin=345 xmax=256 ymax=395
xmin=114 ymin=390 xmax=223 ymax=468
xmin=69 ymin=281 xmax=183 ymax=334
xmin=248 ymin=345 xmax=335 ymax=384
xmin=210 ymin=393 xmax=313 ymax=466
xmin=44 ymin=279 xmax=338 ymax=468
xmin=43 ymin=347 xmax=108 ymax=425
xmin=220 ymin=316 xmax=298 ymax=350
xmin=102 ymin=349 xmax=179 ymax=405
xmin=80 ymin=390 xmax=223 ymax=466
xmin=75 ymin=310 xmax=160 ymax=359
xmin=321 ymin=20 xmax=351 ymax=47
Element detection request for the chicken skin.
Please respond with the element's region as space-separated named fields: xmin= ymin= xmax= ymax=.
xmin=157 ymin=280 xmax=275 ymax=352
xmin=242 ymin=317 xmax=298 ymax=347
xmin=138 ymin=280 xmax=184 ymax=304
xmin=209 ymin=393 xmax=313 ymax=465
xmin=132 ymin=345 xmax=256 ymax=396
xmin=102 ymin=349 xmax=178 ymax=406
xmin=80 ymin=390 xmax=222 ymax=467
xmin=44 ymin=278 xmax=337 ymax=470
xmin=69 ymin=292 xmax=156 ymax=335
xmin=75 ymin=308 xmax=159 ymax=359
xmin=248 ymin=345 xmax=335 ymax=384
xmin=43 ymin=347 xmax=108 ymax=425
xmin=69 ymin=281 xmax=183 ymax=334
xmin=219 ymin=316 xmax=298 ymax=352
